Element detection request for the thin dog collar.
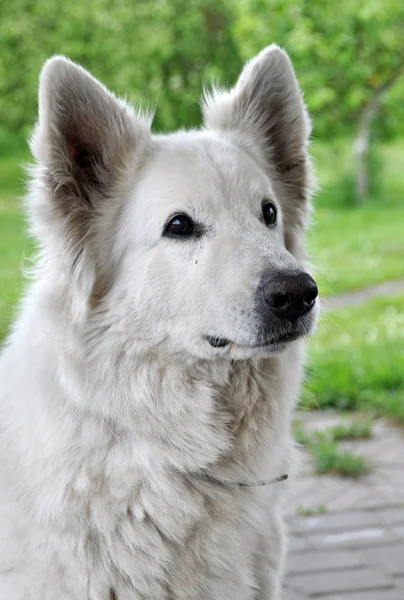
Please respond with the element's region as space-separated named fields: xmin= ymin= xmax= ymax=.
xmin=197 ymin=473 xmax=288 ymax=489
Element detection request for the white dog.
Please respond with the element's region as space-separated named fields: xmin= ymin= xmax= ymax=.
xmin=0 ymin=45 xmax=318 ymax=599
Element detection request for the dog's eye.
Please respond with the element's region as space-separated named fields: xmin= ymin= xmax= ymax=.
xmin=262 ymin=201 xmax=277 ymax=227
xmin=164 ymin=214 xmax=195 ymax=237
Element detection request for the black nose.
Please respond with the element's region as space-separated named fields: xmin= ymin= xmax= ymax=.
xmin=262 ymin=272 xmax=318 ymax=321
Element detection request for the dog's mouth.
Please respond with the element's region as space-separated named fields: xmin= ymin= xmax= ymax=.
xmin=205 ymin=331 xmax=302 ymax=349
xmin=205 ymin=336 xmax=232 ymax=348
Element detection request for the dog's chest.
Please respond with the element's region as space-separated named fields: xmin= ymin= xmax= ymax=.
xmin=60 ymin=454 xmax=260 ymax=600
xmin=54 ymin=372 xmax=278 ymax=599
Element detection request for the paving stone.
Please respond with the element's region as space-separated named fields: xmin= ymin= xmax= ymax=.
xmin=287 ymin=476 xmax=353 ymax=515
xmin=319 ymin=484 xmax=369 ymax=513
xmin=339 ymin=436 xmax=404 ymax=467
xmin=317 ymin=590 xmax=403 ymax=600
xmin=289 ymin=535 xmax=311 ymax=552
xmin=370 ymin=487 xmax=404 ymax=508
xmin=392 ymin=524 xmax=404 ymax=539
xmin=287 ymin=566 xmax=393 ymax=596
xmin=351 ymin=488 xmax=398 ymax=511
xmin=283 ymin=586 xmax=306 ymax=600
xmin=306 ymin=526 xmax=399 ymax=549
xmin=376 ymin=507 xmax=404 ymax=526
xmin=287 ymin=548 xmax=364 ymax=575
xmin=323 ymin=483 xmax=400 ymax=513
xmin=364 ymin=469 xmax=404 ymax=492
xmin=289 ymin=511 xmax=380 ymax=535
xmin=286 ymin=479 xmax=321 ymax=516
xmin=361 ymin=543 xmax=404 ymax=576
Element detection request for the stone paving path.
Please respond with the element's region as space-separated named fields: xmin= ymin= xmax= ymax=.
xmin=286 ymin=413 xmax=404 ymax=516
xmin=284 ymin=412 xmax=404 ymax=598
xmin=323 ymin=278 xmax=404 ymax=310
xmin=284 ymin=506 xmax=404 ymax=599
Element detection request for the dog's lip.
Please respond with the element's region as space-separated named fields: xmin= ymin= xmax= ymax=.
xmin=205 ymin=331 xmax=301 ymax=349
xmin=205 ymin=336 xmax=231 ymax=348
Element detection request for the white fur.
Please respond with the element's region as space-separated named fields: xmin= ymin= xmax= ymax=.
xmin=0 ymin=46 xmax=317 ymax=599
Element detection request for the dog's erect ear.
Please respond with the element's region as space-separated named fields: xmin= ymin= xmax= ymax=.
xmin=29 ymin=57 xmax=151 ymax=309
xmin=31 ymin=56 xmax=149 ymax=204
xmin=28 ymin=57 xmax=152 ymax=313
xmin=203 ymin=45 xmax=313 ymax=258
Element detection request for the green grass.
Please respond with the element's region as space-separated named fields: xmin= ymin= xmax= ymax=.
xmin=0 ymin=148 xmax=35 ymax=341
xmin=308 ymin=206 xmax=404 ymax=296
xmin=294 ymin=416 xmax=373 ymax=445
xmin=296 ymin=504 xmax=327 ymax=517
xmin=293 ymin=417 xmax=372 ymax=478
xmin=326 ymin=417 xmax=373 ymax=441
xmin=308 ymin=140 xmax=404 ymax=296
xmin=309 ymin=438 xmax=370 ymax=478
xmin=0 ymin=194 xmax=35 ymax=341
xmin=303 ymin=293 xmax=404 ymax=423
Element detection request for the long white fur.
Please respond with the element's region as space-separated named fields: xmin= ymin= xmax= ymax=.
xmin=0 ymin=45 xmax=317 ymax=599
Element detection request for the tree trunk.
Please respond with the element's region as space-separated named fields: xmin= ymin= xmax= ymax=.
xmin=353 ymin=66 xmax=403 ymax=204
xmin=354 ymin=112 xmax=370 ymax=202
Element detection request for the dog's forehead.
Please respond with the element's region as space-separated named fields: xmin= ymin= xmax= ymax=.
xmin=137 ymin=132 xmax=272 ymax=214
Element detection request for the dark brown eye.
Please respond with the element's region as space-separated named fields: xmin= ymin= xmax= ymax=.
xmin=164 ymin=214 xmax=195 ymax=237
xmin=262 ymin=201 xmax=277 ymax=227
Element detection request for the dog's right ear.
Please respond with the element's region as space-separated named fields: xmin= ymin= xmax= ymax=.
xmin=31 ymin=56 xmax=150 ymax=207
xmin=28 ymin=57 xmax=151 ymax=314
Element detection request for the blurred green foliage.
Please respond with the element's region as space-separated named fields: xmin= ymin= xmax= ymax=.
xmin=235 ymin=0 xmax=404 ymax=139
xmin=0 ymin=0 xmax=403 ymax=142
xmin=303 ymin=293 xmax=404 ymax=423
xmin=0 ymin=0 xmax=241 ymax=138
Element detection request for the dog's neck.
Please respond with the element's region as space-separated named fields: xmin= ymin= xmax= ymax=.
xmin=56 ymin=336 xmax=291 ymax=479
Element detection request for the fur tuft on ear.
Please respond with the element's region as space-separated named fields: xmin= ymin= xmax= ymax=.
xmin=203 ymin=45 xmax=313 ymax=258
xmin=28 ymin=56 xmax=152 ymax=310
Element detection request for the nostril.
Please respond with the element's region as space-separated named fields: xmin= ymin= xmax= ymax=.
xmin=271 ymin=293 xmax=291 ymax=311
xmin=303 ymin=288 xmax=318 ymax=307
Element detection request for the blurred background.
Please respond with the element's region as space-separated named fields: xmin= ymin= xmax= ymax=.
xmin=0 ymin=0 xmax=403 ymax=490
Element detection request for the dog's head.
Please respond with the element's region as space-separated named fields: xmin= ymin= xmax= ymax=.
xmin=29 ymin=46 xmax=318 ymax=361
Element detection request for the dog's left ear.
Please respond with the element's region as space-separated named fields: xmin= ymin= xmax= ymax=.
xmin=203 ymin=45 xmax=313 ymax=258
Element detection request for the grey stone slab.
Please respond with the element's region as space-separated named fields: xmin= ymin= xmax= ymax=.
xmin=364 ymin=469 xmax=404 ymax=492
xmin=317 ymin=590 xmax=403 ymax=600
xmin=289 ymin=535 xmax=311 ymax=553
xmin=351 ymin=488 xmax=401 ymax=511
xmin=361 ymin=543 xmax=404 ymax=576
xmin=282 ymin=587 xmax=307 ymax=600
xmin=287 ymin=548 xmax=364 ymax=575
xmin=285 ymin=478 xmax=321 ymax=516
xmin=339 ymin=436 xmax=404 ymax=467
xmin=289 ymin=511 xmax=380 ymax=535
xmin=305 ymin=526 xmax=399 ymax=549
xmin=287 ymin=566 xmax=393 ymax=596
xmin=392 ymin=525 xmax=404 ymax=540
xmin=287 ymin=476 xmax=354 ymax=515
xmin=369 ymin=487 xmax=404 ymax=508
xmin=376 ymin=507 xmax=404 ymax=526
